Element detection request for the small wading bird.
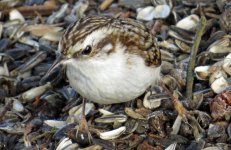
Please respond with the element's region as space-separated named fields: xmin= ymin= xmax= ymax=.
xmin=47 ymin=16 xmax=161 ymax=143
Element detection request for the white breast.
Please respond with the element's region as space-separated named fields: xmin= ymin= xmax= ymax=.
xmin=65 ymin=43 xmax=161 ymax=104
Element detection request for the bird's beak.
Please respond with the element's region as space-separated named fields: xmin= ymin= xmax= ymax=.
xmin=40 ymin=52 xmax=69 ymax=85
xmin=47 ymin=53 xmax=67 ymax=75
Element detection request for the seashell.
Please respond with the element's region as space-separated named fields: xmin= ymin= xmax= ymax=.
xmin=171 ymin=115 xmax=182 ymax=135
xmin=13 ymin=99 xmax=24 ymax=112
xmin=20 ymin=82 xmax=52 ymax=102
xmin=56 ymin=137 xmax=78 ymax=150
xmin=160 ymin=49 xmax=175 ymax=62
xmin=41 ymin=32 xmax=62 ymax=42
xmin=98 ymin=109 xmax=114 ymax=116
xmin=66 ymin=103 xmax=95 ymax=123
xmin=175 ymin=39 xmax=191 ymax=53
xmin=165 ymin=143 xmax=177 ymax=150
xmin=208 ymin=37 xmax=230 ymax=53
xmin=125 ymin=107 xmax=146 ymax=120
xmin=99 ymin=126 xmax=126 ymax=140
xmin=44 ymin=120 xmax=67 ymax=129
xmin=143 ymin=91 xmax=161 ymax=109
xmin=176 ymin=14 xmax=199 ymax=31
xmin=210 ymin=76 xmax=229 ymax=93
xmin=222 ymin=53 xmax=231 ymax=75
xmin=153 ymin=5 xmax=171 ymax=19
xmin=202 ymin=147 xmax=222 ymax=150
xmin=209 ymin=70 xmax=227 ymax=85
xmin=194 ymin=66 xmax=211 ymax=80
xmin=9 ymin=9 xmax=25 ymax=23
xmin=19 ymin=36 xmax=39 ymax=48
xmin=23 ymin=24 xmax=63 ymax=37
xmin=209 ymin=46 xmax=231 ymax=54
xmin=162 ymin=75 xmax=181 ymax=90
xmin=158 ymin=40 xmax=179 ymax=52
xmin=47 ymin=4 xmax=69 ymax=24
xmin=137 ymin=5 xmax=171 ymax=21
xmin=0 ymin=65 xmax=8 ymax=76
xmin=95 ymin=114 xmax=127 ymax=124
xmin=168 ymin=26 xmax=194 ymax=44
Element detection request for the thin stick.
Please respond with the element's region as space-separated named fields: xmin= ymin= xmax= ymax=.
xmin=186 ymin=16 xmax=207 ymax=99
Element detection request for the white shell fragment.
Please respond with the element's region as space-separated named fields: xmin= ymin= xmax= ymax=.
xmin=9 ymin=9 xmax=25 ymax=23
xmin=154 ymin=5 xmax=171 ymax=19
xmin=210 ymin=76 xmax=229 ymax=93
xmin=13 ymin=99 xmax=24 ymax=112
xmin=95 ymin=114 xmax=127 ymax=124
xmin=137 ymin=5 xmax=171 ymax=21
xmin=98 ymin=109 xmax=114 ymax=116
xmin=44 ymin=120 xmax=67 ymax=129
xmin=222 ymin=53 xmax=231 ymax=75
xmin=176 ymin=14 xmax=199 ymax=31
xmin=21 ymin=82 xmax=52 ymax=102
xmin=208 ymin=37 xmax=231 ymax=53
xmin=66 ymin=103 xmax=95 ymax=123
xmin=99 ymin=126 xmax=126 ymax=140
xmin=165 ymin=143 xmax=177 ymax=150
xmin=143 ymin=91 xmax=162 ymax=109
xmin=56 ymin=137 xmax=78 ymax=150
xmin=194 ymin=66 xmax=211 ymax=80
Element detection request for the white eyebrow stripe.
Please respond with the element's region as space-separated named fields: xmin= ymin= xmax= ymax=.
xmin=102 ymin=43 xmax=113 ymax=52
xmin=68 ymin=27 xmax=114 ymax=55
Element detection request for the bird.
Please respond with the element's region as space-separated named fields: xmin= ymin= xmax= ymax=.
xmin=49 ymin=15 xmax=161 ymax=144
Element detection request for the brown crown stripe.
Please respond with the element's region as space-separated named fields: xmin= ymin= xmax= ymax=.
xmin=61 ymin=16 xmax=161 ymax=67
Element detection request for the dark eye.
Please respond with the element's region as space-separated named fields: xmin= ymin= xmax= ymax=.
xmin=82 ymin=45 xmax=92 ymax=55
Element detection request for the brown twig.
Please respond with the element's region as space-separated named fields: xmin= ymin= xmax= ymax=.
xmin=3 ymin=0 xmax=59 ymax=17
xmin=186 ymin=16 xmax=207 ymax=99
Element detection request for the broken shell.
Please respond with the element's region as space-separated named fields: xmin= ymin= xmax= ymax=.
xmin=136 ymin=5 xmax=171 ymax=21
xmin=153 ymin=5 xmax=171 ymax=19
xmin=99 ymin=126 xmax=126 ymax=140
xmin=20 ymin=82 xmax=52 ymax=102
xmin=159 ymin=40 xmax=179 ymax=52
xmin=168 ymin=26 xmax=194 ymax=44
xmin=176 ymin=14 xmax=199 ymax=31
xmin=160 ymin=49 xmax=175 ymax=62
xmin=41 ymin=32 xmax=62 ymax=42
xmin=162 ymin=75 xmax=181 ymax=90
xmin=44 ymin=120 xmax=67 ymax=129
xmin=208 ymin=37 xmax=230 ymax=52
xmin=222 ymin=53 xmax=231 ymax=75
xmin=175 ymin=39 xmax=191 ymax=53
xmin=23 ymin=24 xmax=63 ymax=37
xmin=12 ymin=99 xmax=24 ymax=112
xmin=9 ymin=9 xmax=25 ymax=23
xmin=194 ymin=66 xmax=211 ymax=80
xmin=98 ymin=109 xmax=114 ymax=116
xmin=143 ymin=91 xmax=161 ymax=109
xmin=66 ymin=103 xmax=95 ymax=123
xmin=209 ymin=70 xmax=227 ymax=85
xmin=210 ymin=76 xmax=229 ymax=93
xmin=165 ymin=143 xmax=177 ymax=150
xmin=56 ymin=137 xmax=78 ymax=150
xmin=95 ymin=114 xmax=127 ymax=124
xmin=137 ymin=6 xmax=156 ymax=21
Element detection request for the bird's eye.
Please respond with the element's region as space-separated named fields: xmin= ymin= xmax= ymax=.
xmin=82 ymin=45 xmax=92 ymax=55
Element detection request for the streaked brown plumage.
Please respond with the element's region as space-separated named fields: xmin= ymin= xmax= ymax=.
xmin=60 ymin=16 xmax=161 ymax=67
